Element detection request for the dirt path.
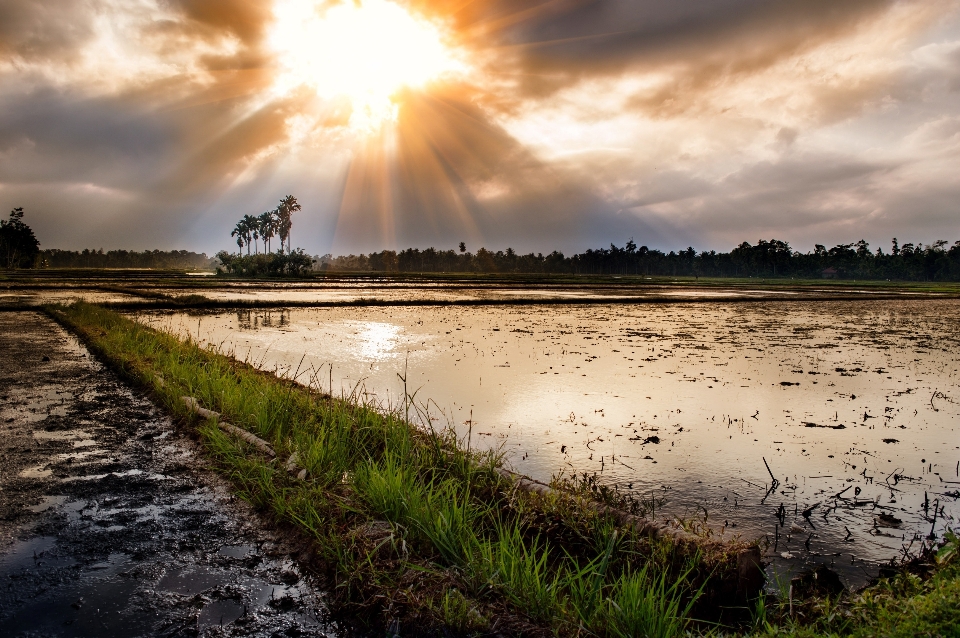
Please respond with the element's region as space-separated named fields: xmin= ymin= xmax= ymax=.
xmin=0 ymin=311 xmax=336 ymax=636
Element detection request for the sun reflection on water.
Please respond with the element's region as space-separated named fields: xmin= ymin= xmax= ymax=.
xmin=353 ymin=321 xmax=402 ymax=361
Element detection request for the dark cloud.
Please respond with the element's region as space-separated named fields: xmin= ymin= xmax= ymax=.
xmin=0 ymin=87 xmax=176 ymax=186
xmin=440 ymin=0 xmax=893 ymax=100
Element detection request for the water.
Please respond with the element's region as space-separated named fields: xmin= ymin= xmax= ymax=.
xmin=136 ymin=299 xmax=960 ymax=587
xmin=0 ymin=288 xmax=140 ymax=307
xmin=149 ymin=279 xmax=946 ymax=305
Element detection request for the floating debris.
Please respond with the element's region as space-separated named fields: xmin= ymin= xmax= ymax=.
xmin=804 ymin=422 xmax=846 ymax=429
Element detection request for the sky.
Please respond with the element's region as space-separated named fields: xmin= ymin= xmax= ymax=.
xmin=1 ymin=0 xmax=959 ymax=256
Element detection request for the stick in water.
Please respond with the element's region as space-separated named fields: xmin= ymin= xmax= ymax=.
xmin=763 ymin=457 xmax=777 ymax=484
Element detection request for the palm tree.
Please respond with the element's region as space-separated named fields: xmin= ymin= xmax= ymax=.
xmin=258 ymin=211 xmax=276 ymax=253
xmin=231 ymin=220 xmax=246 ymax=256
xmin=276 ymin=195 xmax=301 ymax=253
xmin=241 ymin=214 xmax=259 ymax=255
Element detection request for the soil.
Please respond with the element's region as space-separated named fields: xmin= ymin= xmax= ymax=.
xmin=0 ymin=311 xmax=338 ymax=637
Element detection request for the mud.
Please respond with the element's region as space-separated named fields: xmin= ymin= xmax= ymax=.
xmin=0 ymin=312 xmax=336 ymax=637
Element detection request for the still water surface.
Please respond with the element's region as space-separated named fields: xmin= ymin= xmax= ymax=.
xmin=137 ymin=300 xmax=960 ymax=587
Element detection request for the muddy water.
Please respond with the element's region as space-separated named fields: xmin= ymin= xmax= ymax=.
xmin=138 ymin=300 xmax=960 ymax=588
xmin=153 ymin=281 xmax=941 ymax=305
xmin=0 ymin=288 xmax=140 ymax=307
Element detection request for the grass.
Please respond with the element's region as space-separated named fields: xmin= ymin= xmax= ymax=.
xmin=48 ymin=301 xmax=734 ymax=636
xmin=745 ymin=532 xmax=960 ymax=637
xmin=43 ymin=300 xmax=960 ymax=636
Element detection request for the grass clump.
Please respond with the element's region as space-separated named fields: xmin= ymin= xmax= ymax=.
xmin=47 ymin=301 xmax=763 ymax=635
xmin=744 ymin=529 xmax=960 ymax=638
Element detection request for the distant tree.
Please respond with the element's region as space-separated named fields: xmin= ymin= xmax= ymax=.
xmin=459 ymin=241 xmax=466 ymax=253
xmin=0 ymin=207 xmax=41 ymax=268
xmin=41 ymin=248 xmax=213 ymax=269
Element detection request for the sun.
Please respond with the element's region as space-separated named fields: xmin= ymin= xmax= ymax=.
xmin=268 ymin=0 xmax=463 ymax=132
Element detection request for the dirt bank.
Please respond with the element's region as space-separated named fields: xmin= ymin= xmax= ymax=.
xmin=0 ymin=311 xmax=336 ymax=636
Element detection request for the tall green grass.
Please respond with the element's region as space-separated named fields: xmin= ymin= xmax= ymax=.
xmin=48 ymin=301 xmax=727 ymax=636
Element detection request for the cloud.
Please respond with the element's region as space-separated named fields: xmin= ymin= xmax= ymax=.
xmin=1 ymin=0 xmax=960 ymax=255
xmin=453 ymin=0 xmax=895 ymax=98
xmin=0 ymin=87 xmax=175 ymax=186
xmin=166 ymin=0 xmax=273 ymax=45
xmin=0 ymin=0 xmax=95 ymax=62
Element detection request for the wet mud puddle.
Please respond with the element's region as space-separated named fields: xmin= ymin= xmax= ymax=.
xmin=139 ymin=299 xmax=960 ymax=589
xmin=0 ymin=312 xmax=335 ymax=637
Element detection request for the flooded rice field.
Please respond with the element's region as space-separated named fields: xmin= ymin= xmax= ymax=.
xmin=0 ymin=288 xmax=141 ymax=307
xmin=4 ymin=277 xmax=953 ymax=309
xmin=145 ymin=280 xmax=948 ymax=305
xmin=137 ymin=299 xmax=960 ymax=588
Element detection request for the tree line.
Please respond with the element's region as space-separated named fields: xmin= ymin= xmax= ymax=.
xmin=320 ymin=238 xmax=960 ymax=281
xmin=41 ymin=249 xmax=216 ymax=270
xmin=4 ymin=203 xmax=960 ymax=281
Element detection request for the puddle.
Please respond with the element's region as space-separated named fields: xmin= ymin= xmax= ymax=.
xmin=159 ymin=565 xmax=230 ymax=596
xmin=33 ymin=429 xmax=91 ymax=441
xmin=248 ymin=578 xmax=302 ymax=609
xmin=198 ymin=598 xmax=245 ymax=629
xmin=18 ymin=465 xmax=53 ymax=479
xmin=137 ymin=299 xmax=960 ymax=587
xmin=54 ymin=450 xmax=105 ymax=463
xmin=59 ymin=469 xmax=170 ymax=483
xmin=218 ymin=544 xmax=255 ymax=558
xmin=0 ymin=536 xmax=59 ymax=571
xmin=27 ymin=495 xmax=69 ymax=513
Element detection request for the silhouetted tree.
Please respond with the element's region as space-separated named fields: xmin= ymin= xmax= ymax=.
xmin=276 ymin=195 xmax=301 ymax=253
xmin=259 ymin=210 xmax=277 ymax=253
xmin=240 ymin=214 xmax=259 ymax=255
xmin=0 ymin=207 xmax=40 ymax=268
xmin=230 ymin=221 xmax=246 ymax=255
